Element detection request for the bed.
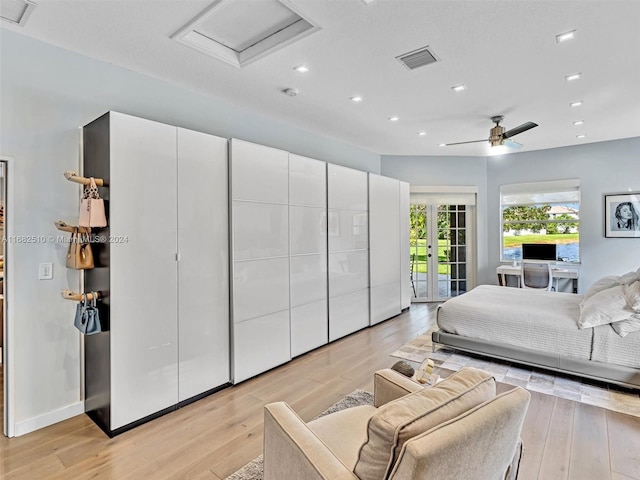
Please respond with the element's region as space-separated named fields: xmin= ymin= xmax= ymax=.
xmin=432 ymin=279 xmax=640 ymax=390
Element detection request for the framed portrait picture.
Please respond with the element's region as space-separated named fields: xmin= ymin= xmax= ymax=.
xmin=604 ymin=193 xmax=640 ymax=238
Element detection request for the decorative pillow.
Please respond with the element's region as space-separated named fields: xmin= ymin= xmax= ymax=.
xmin=579 ymin=285 xmax=636 ymax=329
xmin=611 ymin=316 xmax=640 ymax=337
xmin=624 ymin=280 xmax=640 ymax=312
xmin=354 ymin=367 xmax=495 ymax=480
xmin=582 ymin=275 xmax=624 ymax=304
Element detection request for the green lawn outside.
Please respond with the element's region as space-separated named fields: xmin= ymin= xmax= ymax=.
xmin=410 ymin=239 xmax=451 ymax=274
xmin=503 ymin=233 xmax=578 ymax=247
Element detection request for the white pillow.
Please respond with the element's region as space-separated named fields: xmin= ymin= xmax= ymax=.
xmin=624 ymin=280 xmax=640 ymax=312
xmin=610 ymin=316 xmax=640 ymax=338
xmin=582 ymin=269 xmax=640 ymax=304
xmin=579 ymin=285 xmax=636 ymax=329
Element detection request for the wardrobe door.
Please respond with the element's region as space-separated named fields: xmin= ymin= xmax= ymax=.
xmin=289 ymin=154 xmax=327 ymax=357
xmin=109 ymin=112 xmax=178 ymax=429
xmin=230 ymin=139 xmax=290 ymax=382
xmin=327 ymin=164 xmax=369 ymax=341
xmin=369 ymin=174 xmax=401 ymax=325
xmin=177 ymin=128 xmax=229 ymax=402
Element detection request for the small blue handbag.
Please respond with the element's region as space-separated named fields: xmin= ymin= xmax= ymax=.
xmin=74 ymin=292 xmax=102 ymax=335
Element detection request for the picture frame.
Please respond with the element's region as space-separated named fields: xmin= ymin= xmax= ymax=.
xmin=604 ymin=192 xmax=640 ymax=238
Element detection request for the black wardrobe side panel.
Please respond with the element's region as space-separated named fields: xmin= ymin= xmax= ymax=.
xmin=83 ymin=112 xmax=112 ymax=433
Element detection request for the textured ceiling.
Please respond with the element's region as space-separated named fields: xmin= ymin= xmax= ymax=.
xmin=2 ymin=0 xmax=640 ymax=156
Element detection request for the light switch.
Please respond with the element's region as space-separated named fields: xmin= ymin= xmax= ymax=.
xmin=39 ymin=262 xmax=53 ymax=280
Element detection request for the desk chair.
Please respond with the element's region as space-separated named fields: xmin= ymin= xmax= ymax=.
xmin=520 ymin=261 xmax=554 ymax=291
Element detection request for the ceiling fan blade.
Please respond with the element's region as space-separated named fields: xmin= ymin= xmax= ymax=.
xmin=504 ymin=139 xmax=523 ymax=149
xmin=502 ymin=121 xmax=538 ymax=139
xmin=444 ymin=139 xmax=487 ymax=146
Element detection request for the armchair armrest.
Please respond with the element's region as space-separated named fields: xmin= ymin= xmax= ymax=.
xmin=374 ymin=368 xmax=424 ymax=407
xmin=263 ymin=402 xmax=358 ymax=480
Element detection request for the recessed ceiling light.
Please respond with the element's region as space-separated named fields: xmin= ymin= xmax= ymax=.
xmin=573 ymin=120 xmax=584 ymax=126
xmin=361 ymin=0 xmax=377 ymax=4
xmin=388 ymin=116 xmax=399 ymax=122
xmin=282 ymin=88 xmax=299 ymax=97
xmin=570 ymin=101 xmax=583 ymax=107
xmin=451 ymin=84 xmax=467 ymax=92
xmin=350 ymin=96 xmax=363 ymax=103
xmin=576 ymin=134 xmax=587 ymax=139
xmin=565 ymin=73 xmax=582 ymax=82
xmin=556 ymin=30 xmax=577 ymax=43
xmin=293 ymin=64 xmax=309 ymax=73
xmin=418 ymin=132 xmax=427 ymax=136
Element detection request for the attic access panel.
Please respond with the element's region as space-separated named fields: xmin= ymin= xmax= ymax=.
xmin=172 ymin=0 xmax=320 ymax=68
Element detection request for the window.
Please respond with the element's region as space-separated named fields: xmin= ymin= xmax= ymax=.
xmin=500 ymin=179 xmax=580 ymax=263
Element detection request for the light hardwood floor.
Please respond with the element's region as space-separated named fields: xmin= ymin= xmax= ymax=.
xmin=1 ymin=304 xmax=638 ymax=479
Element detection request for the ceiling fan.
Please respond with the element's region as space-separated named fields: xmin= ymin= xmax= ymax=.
xmin=444 ymin=116 xmax=538 ymax=149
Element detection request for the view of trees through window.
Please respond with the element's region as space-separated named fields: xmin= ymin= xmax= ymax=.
xmin=502 ymin=203 xmax=580 ymax=262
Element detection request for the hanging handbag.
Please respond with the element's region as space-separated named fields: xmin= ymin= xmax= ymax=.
xmin=79 ymin=177 xmax=107 ymax=227
xmin=66 ymin=227 xmax=94 ymax=270
xmin=74 ymin=292 xmax=102 ymax=335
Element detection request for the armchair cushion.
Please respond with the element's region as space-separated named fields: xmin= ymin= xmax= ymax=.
xmin=307 ymin=405 xmax=377 ymax=471
xmin=355 ymin=367 xmax=496 ymax=480
xmin=387 ymin=387 xmax=531 ymax=480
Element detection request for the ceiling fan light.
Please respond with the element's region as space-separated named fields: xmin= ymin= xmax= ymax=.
xmin=570 ymin=101 xmax=583 ymax=107
xmin=350 ymin=96 xmax=363 ymax=103
xmin=565 ymin=73 xmax=581 ymax=82
xmin=451 ymin=84 xmax=467 ymax=92
xmin=388 ymin=116 xmax=399 ymax=122
xmin=417 ymin=131 xmax=427 ymax=136
xmin=556 ymin=30 xmax=576 ymax=43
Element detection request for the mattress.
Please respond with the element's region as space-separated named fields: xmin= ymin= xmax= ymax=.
xmin=437 ymin=285 xmax=592 ymax=361
xmin=592 ymin=324 xmax=640 ymax=369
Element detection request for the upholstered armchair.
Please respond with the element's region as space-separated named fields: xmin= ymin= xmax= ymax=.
xmin=263 ymin=367 xmax=530 ymax=480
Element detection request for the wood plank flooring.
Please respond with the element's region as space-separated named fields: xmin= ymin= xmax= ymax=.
xmin=1 ymin=304 xmax=638 ymax=479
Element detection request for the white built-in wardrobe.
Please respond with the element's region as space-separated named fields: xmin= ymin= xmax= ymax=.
xmin=230 ymin=139 xmax=409 ymax=383
xmin=83 ymin=112 xmax=230 ymax=436
xmin=81 ymin=114 xmax=408 ymax=434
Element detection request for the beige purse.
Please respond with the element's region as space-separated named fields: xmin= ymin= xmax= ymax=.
xmin=66 ymin=227 xmax=94 ymax=270
xmin=79 ymin=177 xmax=107 ymax=227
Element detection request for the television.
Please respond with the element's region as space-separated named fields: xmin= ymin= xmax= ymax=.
xmin=522 ymin=243 xmax=557 ymax=261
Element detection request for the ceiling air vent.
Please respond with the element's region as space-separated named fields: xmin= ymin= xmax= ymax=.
xmin=396 ymin=46 xmax=439 ymax=71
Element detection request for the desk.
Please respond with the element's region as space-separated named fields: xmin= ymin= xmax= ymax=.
xmin=497 ymin=264 xmax=580 ymax=293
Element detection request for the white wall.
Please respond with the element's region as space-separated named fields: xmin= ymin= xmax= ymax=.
xmin=379 ymin=156 xmax=490 ymax=285
xmin=0 ymin=30 xmax=380 ymax=433
xmin=486 ymin=138 xmax=640 ymax=292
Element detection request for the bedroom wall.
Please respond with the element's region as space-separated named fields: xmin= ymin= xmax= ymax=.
xmin=379 ymin=156 xmax=490 ymax=285
xmin=486 ymin=137 xmax=640 ymax=293
xmin=0 ymin=29 xmax=380 ymax=434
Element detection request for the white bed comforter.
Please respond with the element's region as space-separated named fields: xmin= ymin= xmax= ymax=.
xmin=437 ymin=285 xmax=592 ymax=361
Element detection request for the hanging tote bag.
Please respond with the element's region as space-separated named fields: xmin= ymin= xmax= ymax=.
xmin=66 ymin=227 xmax=94 ymax=270
xmin=79 ymin=177 xmax=107 ymax=227
xmin=74 ymin=292 xmax=102 ymax=335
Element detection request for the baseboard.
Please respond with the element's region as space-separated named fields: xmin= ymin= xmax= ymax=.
xmin=14 ymin=401 xmax=84 ymax=437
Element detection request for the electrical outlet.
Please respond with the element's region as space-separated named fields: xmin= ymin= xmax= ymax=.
xmin=39 ymin=262 xmax=53 ymax=280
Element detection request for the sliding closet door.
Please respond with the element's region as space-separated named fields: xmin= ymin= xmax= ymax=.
xmin=327 ymin=164 xmax=369 ymax=341
xmin=369 ymin=174 xmax=401 ymax=324
xmin=109 ymin=112 xmax=178 ymax=429
xmin=231 ymin=139 xmax=290 ymax=382
xmin=289 ymin=154 xmax=327 ymax=357
xmin=177 ymin=128 xmax=229 ymax=401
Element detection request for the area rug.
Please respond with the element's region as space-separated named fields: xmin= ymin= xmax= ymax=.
xmin=391 ymin=330 xmax=640 ymax=418
xmin=225 ymin=390 xmax=374 ymax=480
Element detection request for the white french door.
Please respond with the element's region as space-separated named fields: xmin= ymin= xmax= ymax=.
xmin=410 ymin=199 xmax=475 ymax=302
